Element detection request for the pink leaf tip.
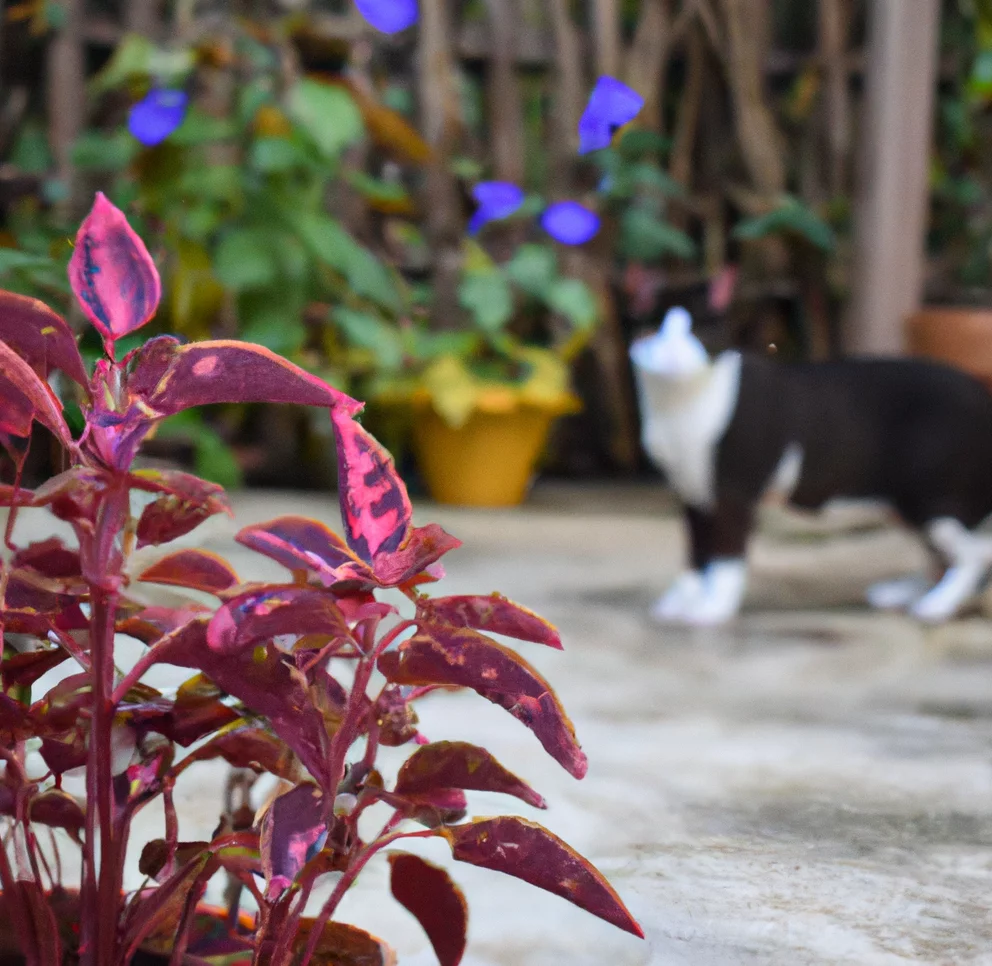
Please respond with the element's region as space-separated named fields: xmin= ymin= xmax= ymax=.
xmin=68 ymin=192 xmax=161 ymax=352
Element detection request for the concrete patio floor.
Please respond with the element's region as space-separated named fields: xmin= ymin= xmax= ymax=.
xmin=10 ymin=483 xmax=992 ymax=965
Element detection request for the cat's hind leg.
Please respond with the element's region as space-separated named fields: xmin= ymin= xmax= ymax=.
xmin=910 ymin=518 xmax=992 ymax=622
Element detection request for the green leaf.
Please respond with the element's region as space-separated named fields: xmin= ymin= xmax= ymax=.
xmin=505 ymin=244 xmax=557 ymax=298
xmin=90 ymin=33 xmax=194 ymax=94
xmin=629 ymin=163 xmax=686 ymax=198
xmin=157 ymin=413 xmax=243 ymax=489
xmin=617 ymin=129 xmax=671 ymax=159
xmin=71 ymin=129 xmax=138 ymax=171
xmin=544 ymin=278 xmax=598 ymax=330
xmin=176 ymin=165 xmax=243 ymax=206
xmin=620 ymin=208 xmax=696 ymax=260
xmin=331 ymin=307 xmax=404 ymax=370
xmin=238 ymin=290 xmax=307 ymax=354
xmin=733 ymin=197 xmax=835 ymax=251
xmin=214 ymin=229 xmax=279 ymax=291
xmin=9 ymin=123 xmax=52 ymax=175
xmin=409 ymin=329 xmax=480 ymax=361
xmin=237 ymin=78 xmax=274 ymax=127
xmin=344 ymin=170 xmax=411 ymax=205
xmin=286 ymin=79 xmax=364 ymax=158
xmin=459 ymin=273 xmax=514 ymax=333
xmin=170 ymin=110 xmax=239 ymax=147
xmin=250 ymin=137 xmax=311 ymax=173
xmin=0 ymin=249 xmax=56 ymax=275
xmin=293 ymin=212 xmax=400 ymax=313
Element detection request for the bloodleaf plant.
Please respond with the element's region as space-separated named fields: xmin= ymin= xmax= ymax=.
xmin=0 ymin=194 xmax=642 ymax=966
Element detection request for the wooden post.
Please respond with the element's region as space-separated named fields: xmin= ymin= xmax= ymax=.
xmin=845 ymin=0 xmax=941 ymax=355
xmin=46 ymin=0 xmax=86 ymax=216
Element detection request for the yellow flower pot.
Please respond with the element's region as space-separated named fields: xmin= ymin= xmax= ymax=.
xmin=412 ymin=404 xmax=563 ymax=507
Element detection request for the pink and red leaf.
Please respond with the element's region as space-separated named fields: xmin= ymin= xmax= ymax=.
xmin=259 ymin=782 xmax=327 ymax=898
xmin=0 ymin=290 xmax=88 ymax=386
xmin=378 ymin=627 xmax=587 ymax=779
xmin=443 ymin=817 xmax=643 ymax=938
xmin=0 ymin=341 xmax=72 ymax=447
xmin=207 ymin=586 xmax=352 ymax=656
xmin=418 ymin=594 xmax=561 ymax=649
xmin=126 ymin=336 xmax=361 ymax=417
xmin=68 ymin=192 xmax=162 ymax=350
xmin=395 ymin=741 xmax=546 ymax=809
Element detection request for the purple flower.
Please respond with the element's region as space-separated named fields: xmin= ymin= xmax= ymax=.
xmin=355 ymin=0 xmax=418 ymax=34
xmin=128 ymin=89 xmax=188 ymax=147
xmin=578 ymin=76 xmax=644 ymax=154
xmin=541 ymin=201 xmax=601 ymax=245
xmin=468 ymin=181 xmax=525 ymax=234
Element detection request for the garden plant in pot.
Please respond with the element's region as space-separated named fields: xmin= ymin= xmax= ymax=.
xmin=0 ymin=194 xmax=642 ymax=963
xmin=366 ymin=228 xmax=597 ymax=507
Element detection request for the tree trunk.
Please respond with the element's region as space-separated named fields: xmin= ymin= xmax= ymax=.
xmin=46 ymin=0 xmax=86 ymax=218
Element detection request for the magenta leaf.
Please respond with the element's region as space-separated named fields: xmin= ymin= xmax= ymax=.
xmin=177 ymin=725 xmax=298 ymax=781
xmin=388 ymin=853 xmax=467 ymax=966
xmin=383 ymin=786 xmax=468 ymax=829
xmin=153 ymin=617 xmax=331 ymax=785
xmin=373 ymin=685 xmax=420 ymax=747
xmin=331 ymin=406 xmax=412 ymax=562
xmin=0 ymin=341 xmax=72 ymax=447
xmin=129 ymin=470 xmax=232 ymax=548
xmin=443 ymin=817 xmax=643 ymax=938
xmin=12 ymin=538 xmax=81 ymax=580
xmin=67 ymin=192 xmax=161 ymax=350
xmin=126 ymin=335 xmax=361 ymax=417
xmin=259 ymin=782 xmax=327 ymax=899
xmin=0 ymin=290 xmax=88 ymax=386
xmin=395 ymin=741 xmax=546 ymax=809
xmin=235 ymin=515 xmax=371 ymax=585
xmin=369 ymin=524 xmax=462 ymax=587
xmin=1 ymin=647 xmax=70 ymax=690
xmin=158 ymin=674 xmax=240 ymax=746
xmin=207 ymin=586 xmax=352 ymax=656
xmin=137 ymin=549 xmax=240 ymax=596
xmin=418 ymin=594 xmax=562 ymax=649
xmin=378 ymin=627 xmax=588 ymax=779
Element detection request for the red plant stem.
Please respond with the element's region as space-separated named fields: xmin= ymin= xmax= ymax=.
xmin=0 ymin=831 xmax=37 ymax=966
xmin=297 ymin=818 xmax=434 ymax=966
xmin=81 ymin=587 xmax=121 ymax=966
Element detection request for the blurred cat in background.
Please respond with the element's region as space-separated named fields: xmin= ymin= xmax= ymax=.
xmin=630 ymin=305 xmax=992 ymax=626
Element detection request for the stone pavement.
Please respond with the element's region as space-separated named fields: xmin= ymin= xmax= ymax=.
xmin=9 ymin=484 xmax=992 ymax=965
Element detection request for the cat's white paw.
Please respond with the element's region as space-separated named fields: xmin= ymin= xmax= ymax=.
xmin=865 ymin=575 xmax=929 ymax=611
xmin=650 ymin=571 xmax=704 ymax=623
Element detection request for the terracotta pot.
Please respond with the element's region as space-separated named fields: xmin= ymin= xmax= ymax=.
xmin=906 ymin=307 xmax=992 ymax=391
xmin=412 ymin=404 xmax=561 ymax=507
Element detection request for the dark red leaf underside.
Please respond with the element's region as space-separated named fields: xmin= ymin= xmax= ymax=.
xmin=137 ymin=549 xmax=240 ymax=596
xmin=292 ymin=919 xmax=396 ymax=966
xmin=395 ymin=741 xmax=546 ymax=809
xmin=419 ymin=594 xmax=562 ymax=649
xmin=378 ymin=627 xmax=587 ymax=779
xmin=444 ymin=817 xmax=644 ymax=938
xmin=388 ymin=853 xmax=467 ymax=966
xmin=180 ymin=725 xmax=297 ymax=780
xmin=130 ymin=469 xmax=232 ymax=548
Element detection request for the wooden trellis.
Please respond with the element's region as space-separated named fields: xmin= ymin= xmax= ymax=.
xmin=2 ymin=0 xmax=943 ymax=473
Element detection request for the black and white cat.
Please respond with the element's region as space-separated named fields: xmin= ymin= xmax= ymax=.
xmin=630 ymin=307 xmax=992 ymax=625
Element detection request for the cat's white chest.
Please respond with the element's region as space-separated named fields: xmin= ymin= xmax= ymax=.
xmin=635 ymin=351 xmax=742 ymax=508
